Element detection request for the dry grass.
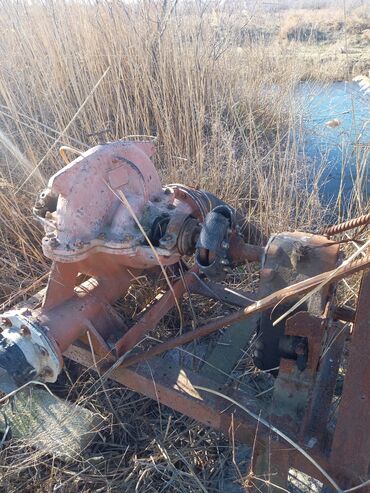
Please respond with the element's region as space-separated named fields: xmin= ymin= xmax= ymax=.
xmin=0 ymin=1 xmax=369 ymax=492
xmin=279 ymin=7 xmax=370 ymax=42
xmin=0 ymin=361 xmax=244 ymax=492
xmin=0 ymin=1 xmax=334 ymax=305
xmin=278 ymin=6 xmax=370 ymax=81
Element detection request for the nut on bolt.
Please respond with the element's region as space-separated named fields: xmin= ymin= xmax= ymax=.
xmin=49 ymin=237 xmax=59 ymax=248
xmin=1 ymin=318 xmax=12 ymax=327
xmin=159 ymin=233 xmax=176 ymax=249
xmin=41 ymin=367 xmax=53 ymax=379
xmin=38 ymin=345 xmax=49 ymax=357
xmin=260 ymin=268 xmax=275 ymax=282
xmin=295 ymin=342 xmax=306 ymax=356
xmin=160 ymin=233 xmax=173 ymax=243
xmin=20 ymin=325 xmax=31 ymax=336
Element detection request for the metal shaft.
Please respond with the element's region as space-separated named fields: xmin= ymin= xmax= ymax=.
xmin=36 ymin=269 xmax=140 ymax=352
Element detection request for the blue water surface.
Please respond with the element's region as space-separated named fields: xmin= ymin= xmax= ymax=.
xmin=296 ymin=81 xmax=369 ymax=204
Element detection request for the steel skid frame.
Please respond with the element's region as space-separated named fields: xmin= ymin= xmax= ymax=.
xmin=17 ymin=247 xmax=370 ymax=492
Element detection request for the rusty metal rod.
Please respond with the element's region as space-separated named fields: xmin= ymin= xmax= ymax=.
xmin=229 ymin=235 xmax=264 ymax=264
xmin=115 ymin=268 xmax=197 ymax=355
xmin=119 ymin=255 xmax=370 ymax=369
xmin=319 ymin=212 xmax=370 ymax=237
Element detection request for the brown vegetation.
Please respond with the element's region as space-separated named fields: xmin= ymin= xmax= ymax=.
xmin=0 ymin=1 xmax=369 ymax=491
xmin=279 ymin=7 xmax=369 ymax=41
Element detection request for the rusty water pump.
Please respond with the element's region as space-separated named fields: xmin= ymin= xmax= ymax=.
xmin=0 ymin=140 xmax=262 ymax=387
xmin=1 ymin=140 xmax=370 ymax=492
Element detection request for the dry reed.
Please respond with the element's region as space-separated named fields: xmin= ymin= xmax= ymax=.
xmin=0 ymin=1 xmax=369 ymax=492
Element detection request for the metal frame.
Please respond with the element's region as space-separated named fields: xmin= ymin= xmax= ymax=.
xmin=62 ymin=268 xmax=370 ymax=490
xmin=14 ymin=216 xmax=370 ymax=492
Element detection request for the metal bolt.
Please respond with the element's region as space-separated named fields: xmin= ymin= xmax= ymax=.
xmin=161 ymin=234 xmax=174 ymax=242
xmin=260 ymin=268 xmax=275 ymax=281
xmin=41 ymin=367 xmax=53 ymax=379
xmin=220 ymin=258 xmax=229 ymax=265
xmin=221 ymin=241 xmax=229 ymax=249
xmin=1 ymin=318 xmax=12 ymax=327
xmin=49 ymin=237 xmax=59 ymax=248
xmin=98 ymin=232 xmax=106 ymax=240
xmin=39 ymin=346 xmax=49 ymax=357
xmin=254 ymin=350 xmax=264 ymax=361
xmin=295 ymin=342 xmax=306 ymax=356
xmin=20 ymin=325 xmax=31 ymax=337
xmin=307 ymin=437 xmax=318 ymax=449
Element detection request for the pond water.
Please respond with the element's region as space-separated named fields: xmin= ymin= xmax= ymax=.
xmin=296 ymin=81 xmax=369 ymax=205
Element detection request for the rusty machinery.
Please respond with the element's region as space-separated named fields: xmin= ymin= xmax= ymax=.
xmin=0 ymin=140 xmax=370 ymax=491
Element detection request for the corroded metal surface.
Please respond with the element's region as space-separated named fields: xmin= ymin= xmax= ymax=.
xmin=255 ymin=232 xmax=339 ymax=372
xmin=330 ymin=268 xmax=370 ymax=487
xmin=37 ymin=141 xmax=170 ymax=267
xmin=270 ymin=312 xmax=325 ymax=436
xmin=63 ymin=342 xmax=367 ymax=490
xmin=304 ymin=321 xmax=348 ymax=449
